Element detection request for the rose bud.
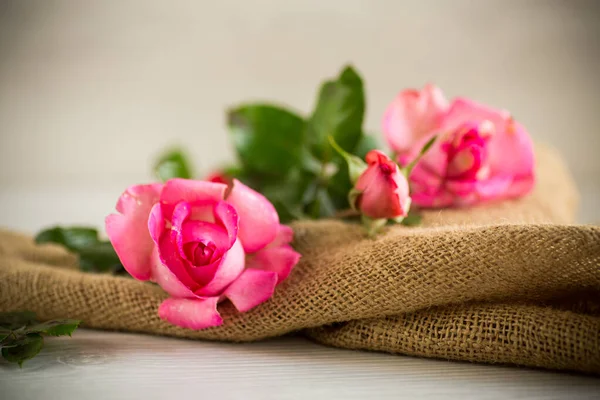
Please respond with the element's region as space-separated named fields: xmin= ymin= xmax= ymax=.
xmin=351 ymin=150 xmax=411 ymax=220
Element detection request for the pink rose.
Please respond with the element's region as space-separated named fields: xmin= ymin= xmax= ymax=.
xmin=105 ymin=179 xmax=300 ymax=329
xmin=352 ymin=150 xmax=411 ymax=219
xmin=409 ymin=98 xmax=535 ymax=207
xmin=382 ymin=84 xmax=449 ymax=166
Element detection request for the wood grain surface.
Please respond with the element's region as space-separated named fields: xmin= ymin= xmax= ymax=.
xmin=1 ymin=329 xmax=599 ymax=399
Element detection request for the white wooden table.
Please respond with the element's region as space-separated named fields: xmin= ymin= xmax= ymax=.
xmin=1 ymin=330 xmax=599 ymax=400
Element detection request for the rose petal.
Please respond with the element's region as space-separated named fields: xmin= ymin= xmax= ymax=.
xmin=383 ymin=84 xmax=449 ymax=166
xmin=441 ymin=97 xmax=510 ymax=133
xmin=505 ymin=173 xmax=535 ymax=198
xmin=154 ymin=234 xmax=199 ymax=295
xmin=160 ymin=179 xmax=226 ymax=220
xmin=148 ymin=203 xmax=164 ymax=245
xmin=158 ymin=297 xmax=222 ymax=330
xmin=223 ymin=269 xmax=278 ymax=312
xmin=194 ymin=238 xmax=245 ymax=297
xmin=225 ymin=179 xmax=279 ymax=253
xmin=151 ymin=247 xmax=196 ymax=298
xmin=181 ymin=221 xmax=230 ymax=255
xmin=213 ymin=201 xmax=239 ymax=248
xmin=410 ymin=190 xmax=454 ymax=208
xmin=105 ymin=183 xmax=163 ymax=281
xmin=116 ymin=183 xmax=163 ymax=215
xmin=488 ymin=121 xmax=535 ymax=179
xmin=247 ymin=245 xmax=301 ymax=283
xmin=271 ymin=225 xmax=294 ymax=247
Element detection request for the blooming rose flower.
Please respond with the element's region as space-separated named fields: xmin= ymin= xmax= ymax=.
xmin=352 ymin=150 xmax=411 ymax=219
xmin=409 ymin=98 xmax=535 ymax=208
xmin=105 ymin=179 xmax=300 ymax=329
xmin=382 ymin=84 xmax=449 ymax=166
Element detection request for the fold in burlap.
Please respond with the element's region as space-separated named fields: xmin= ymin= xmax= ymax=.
xmin=1 ymin=146 xmax=599 ymax=374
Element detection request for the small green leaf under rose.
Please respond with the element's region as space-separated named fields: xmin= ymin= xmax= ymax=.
xmin=35 ymin=226 xmax=125 ymax=275
xmin=35 ymin=227 xmax=99 ymax=252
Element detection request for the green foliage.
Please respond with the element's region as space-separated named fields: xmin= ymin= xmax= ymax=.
xmin=224 ymin=65 xmax=370 ymax=223
xmin=35 ymin=227 xmax=125 ymax=274
xmin=0 ymin=311 xmax=80 ymax=367
xmin=154 ymin=149 xmax=193 ymax=181
xmin=228 ymin=104 xmax=305 ymax=176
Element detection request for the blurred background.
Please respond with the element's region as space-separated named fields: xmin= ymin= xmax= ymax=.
xmin=1 ymin=0 xmax=599 ymax=231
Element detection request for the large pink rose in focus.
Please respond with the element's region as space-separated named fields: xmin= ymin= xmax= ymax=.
xmin=409 ymin=98 xmax=535 ymax=208
xmin=353 ymin=150 xmax=411 ymax=219
xmin=382 ymin=84 xmax=449 ymax=167
xmin=105 ymin=179 xmax=300 ymax=329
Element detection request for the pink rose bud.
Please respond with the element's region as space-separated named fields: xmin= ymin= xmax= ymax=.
xmin=352 ymin=150 xmax=411 ymax=220
xmin=105 ymin=179 xmax=300 ymax=330
xmin=383 ymin=84 xmax=449 ymax=167
xmin=409 ymin=98 xmax=535 ymax=208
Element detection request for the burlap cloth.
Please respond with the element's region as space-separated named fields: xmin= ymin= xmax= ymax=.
xmin=1 ymin=146 xmax=599 ymax=374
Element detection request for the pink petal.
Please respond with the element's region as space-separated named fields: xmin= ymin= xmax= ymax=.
xmin=194 ymin=238 xmax=245 ymax=297
xmin=223 ymin=269 xmax=278 ymax=312
xmin=160 ymin=179 xmax=226 ymax=220
xmin=105 ymin=183 xmax=163 ymax=281
xmin=158 ymin=297 xmax=222 ymax=330
xmin=148 ymin=203 xmax=164 ymax=244
xmin=181 ymin=221 xmax=230 ymax=255
xmin=116 ymin=183 xmax=163 ymax=215
xmin=488 ymin=121 xmax=535 ymax=178
xmin=383 ymin=84 xmax=448 ymax=166
xmin=151 ymin=247 xmax=196 ymax=298
xmin=154 ymin=234 xmax=199 ymax=295
xmin=247 ymin=245 xmax=301 ymax=283
xmin=213 ymin=201 xmax=239 ymax=249
xmin=441 ymin=97 xmax=510 ymax=133
xmin=225 ymin=179 xmax=279 ymax=253
xmin=271 ymin=225 xmax=294 ymax=247
xmin=411 ymin=190 xmax=454 ymax=208
xmin=475 ymin=175 xmax=513 ymax=200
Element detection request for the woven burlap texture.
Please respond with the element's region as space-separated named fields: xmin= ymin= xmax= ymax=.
xmin=1 ymin=146 xmax=599 ymax=374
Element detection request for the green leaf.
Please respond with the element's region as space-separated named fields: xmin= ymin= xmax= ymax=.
xmin=308 ymin=188 xmax=337 ymax=219
xmin=328 ymin=136 xmax=367 ymax=184
xmin=27 ymin=319 xmax=81 ymax=337
xmin=348 ymin=188 xmax=362 ymax=212
xmin=254 ymin=168 xmax=314 ymax=223
xmin=354 ymin=134 xmax=380 ymax=160
xmin=35 ymin=227 xmax=99 ymax=252
xmin=154 ymin=149 xmax=193 ymax=181
xmin=1 ymin=333 xmax=44 ymax=367
xmin=399 ymin=206 xmax=422 ymax=227
xmin=307 ymin=65 xmax=365 ymax=159
xmin=0 ymin=311 xmax=37 ymax=330
xmin=78 ymin=241 xmax=124 ymax=274
xmin=227 ymin=104 xmax=305 ymax=176
xmin=327 ymin=165 xmax=352 ymax=210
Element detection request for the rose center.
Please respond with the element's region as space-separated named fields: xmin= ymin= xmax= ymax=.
xmin=184 ymin=242 xmax=217 ymax=266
